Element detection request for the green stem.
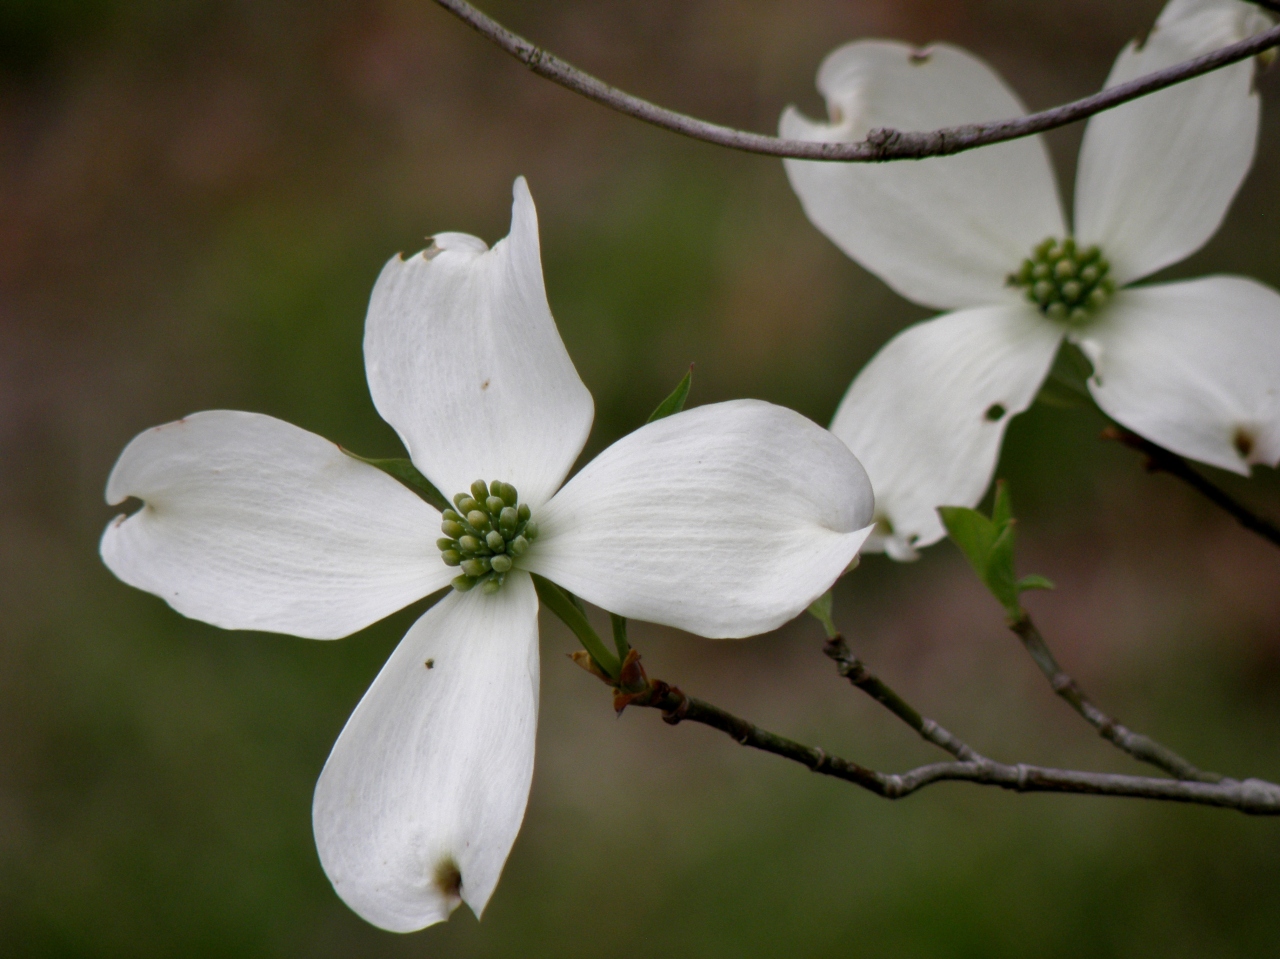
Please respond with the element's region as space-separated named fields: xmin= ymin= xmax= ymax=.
xmin=532 ymin=575 xmax=621 ymax=679
xmin=609 ymin=613 xmax=631 ymax=661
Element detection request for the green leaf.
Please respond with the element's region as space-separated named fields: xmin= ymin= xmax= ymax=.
xmin=342 ymin=451 xmax=450 ymax=512
xmin=647 ymin=365 xmax=693 ymax=423
xmin=984 ymin=521 xmax=1020 ymax=614
xmin=941 ymin=485 xmax=1052 ymax=618
xmin=807 ymin=590 xmax=838 ymax=639
xmin=991 ymin=479 xmax=1013 ymax=529
xmin=937 ymin=505 xmax=998 ymax=576
xmin=1016 ymin=574 xmax=1056 ymax=593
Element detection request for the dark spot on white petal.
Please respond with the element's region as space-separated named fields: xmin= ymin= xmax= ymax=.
xmin=433 ymin=856 xmax=462 ymax=900
xmin=984 ymin=403 xmax=1007 ymax=422
xmin=909 ymin=47 xmax=933 ymax=64
xmin=424 ymin=658 xmax=434 ymax=669
xmin=423 ymin=240 xmax=444 ymax=261
xmin=481 ymin=379 xmax=490 ymax=391
xmin=1234 ymin=426 xmax=1256 ymax=460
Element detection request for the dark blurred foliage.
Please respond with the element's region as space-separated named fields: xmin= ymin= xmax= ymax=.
xmin=2 ymin=1 xmax=1280 ymax=956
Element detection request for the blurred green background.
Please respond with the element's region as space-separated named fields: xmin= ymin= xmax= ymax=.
xmin=4 ymin=0 xmax=1280 ymax=955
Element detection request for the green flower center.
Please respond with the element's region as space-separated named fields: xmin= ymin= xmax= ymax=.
xmin=1008 ymin=237 xmax=1114 ymax=326
xmin=438 ymin=479 xmax=539 ymax=594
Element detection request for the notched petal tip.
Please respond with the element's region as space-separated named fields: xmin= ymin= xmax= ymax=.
xmin=423 ymin=232 xmax=489 ymax=259
xmin=433 ymin=856 xmax=464 ymax=910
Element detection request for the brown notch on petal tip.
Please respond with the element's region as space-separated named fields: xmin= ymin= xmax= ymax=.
xmin=909 ymin=46 xmax=934 ymax=65
xmin=1234 ymin=427 xmax=1256 ymax=461
xmin=433 ymin=857 xmax=462 ymax=900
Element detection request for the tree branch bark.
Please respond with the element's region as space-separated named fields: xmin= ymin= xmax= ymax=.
xmin=432 ymin=0 xmax=1280 ymax=163
xmin=616 ymin=662 xmax=1280 ymax=814
xmin=584 ymin=646 xmax=1280 ymax=814
xmin=1103 ymin=427 xmax=1280 ymax=549
xmin=1006 ymin=612 xmax=1219 ymax=781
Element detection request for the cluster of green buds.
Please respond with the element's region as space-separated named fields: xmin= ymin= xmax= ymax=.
xmin=1009 ymin=237 xmax=1115 ymax=325
xmin=438 ymin=480 xmax=538 ymax=594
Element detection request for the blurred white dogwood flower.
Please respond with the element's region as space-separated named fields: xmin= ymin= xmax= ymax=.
xmin=782 ymin=0 xmax=1280 ymax=560
xmin=100 ymin=178 xmax=875 ymax=932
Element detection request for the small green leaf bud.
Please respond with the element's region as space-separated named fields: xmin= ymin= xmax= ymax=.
xmin=1054 ymin=258 xmax=1076 ymax=280
xmin=1033 ymin=281 xmax=1054 ymax=303
xmin=499 ymin=506 xmax=518 ymax=534
xmin=1032 ymin=262 xmax=1051 ymax=281
xmin=499 ymin=483 xmax=518 ymax=506
xmin=517 ymin=503 xmax=531 ymax=522
xmin=458 ymin=534 xmax=481 ymax=554
xmin=441 ymin=520 xmax=465 ymax=539
xmin=491 ymin=554 xmax=513 ymax=573
xmin=486 ymin=530 xmax=505 ymax=551
xmin=1061 ymin=280 xmax=1082 ymax=303
xmin=436 ymin=537 xmax=457 ymax=552
xmin=453 ymin=493 xmax=473 ymax=513
xmin=461 ymin=557 xmax=490 ymax=577
xmin=509 ymin=535 xmax=529 ymax=556
xmin=442 ymin=509 xmax=461 ymax=523
xmin=1046 ymin=302 xmax=1067 ymax=321
xmin=471 ymin=480 xmax=489 ymax=502
xmin=467 ymin=509 xmax=490 ymax=530
xmin=523 ymin=520 xmax=539 ymax=540
xmin=486 ymin=495 xmax=505 ymax=515
xmin=452 ymin=575 xmax=476 ymax=592
xmin=441 ymin=550 xmax=462 ymax=567
xmin=1069 ymin=307 xmax=1090 ymax=325
xmin=1087 ymin=288 xmax=1109 ymax=311
xmin=481 ymin=577 xmax=502 ymax=594
xmin=1079 ymin=265 xmax=1099 ymax=285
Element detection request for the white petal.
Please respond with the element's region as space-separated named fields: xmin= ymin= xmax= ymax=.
xmin=1073 ymin=277 xmax=1280 ymax=474
xmin=830 ymin=304 xmax=1063 ymax=559
xmin=363 ymin=177 xmax=594 ymax=508
xmin=101 ymin=411 xmax=450 ymax=639
xmin=313 ymin=573 xmax=539 ymax=933
xmin=522 ymin=400 xmax=874 ymax=639
xmin=781 ymin=40 xmax=1065 ymax=311
xmin=1074 ymin=0 xmax=1267 ymax=284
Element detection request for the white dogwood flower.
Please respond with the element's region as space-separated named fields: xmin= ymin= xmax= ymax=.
xmin=100 ymin=178 xmax=875 ymax=932
xmin=782 ymin=0 xmax=1280 ymax=560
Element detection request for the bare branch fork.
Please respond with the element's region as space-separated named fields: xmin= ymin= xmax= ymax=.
xmin=583 ymin=640 xmax=1280 ymax=815
xmin=432 ymin=0 xmax=1280 ymax=162
xmin=1103 ymin=426 xmax=1280 ymax=549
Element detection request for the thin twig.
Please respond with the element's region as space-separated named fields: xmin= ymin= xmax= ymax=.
xmin=1008 ymin=611 xmax=1219 ymax=782
xmin=616 ymin=664 xmax=1280 ymax=814
xmin=432 ymin=0 xmax=1280 ymax=162
xmin=822 ymin=635 xmax=977 ymax=762
xmin=1103 ymin=426 xmax=1280 ymax=549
